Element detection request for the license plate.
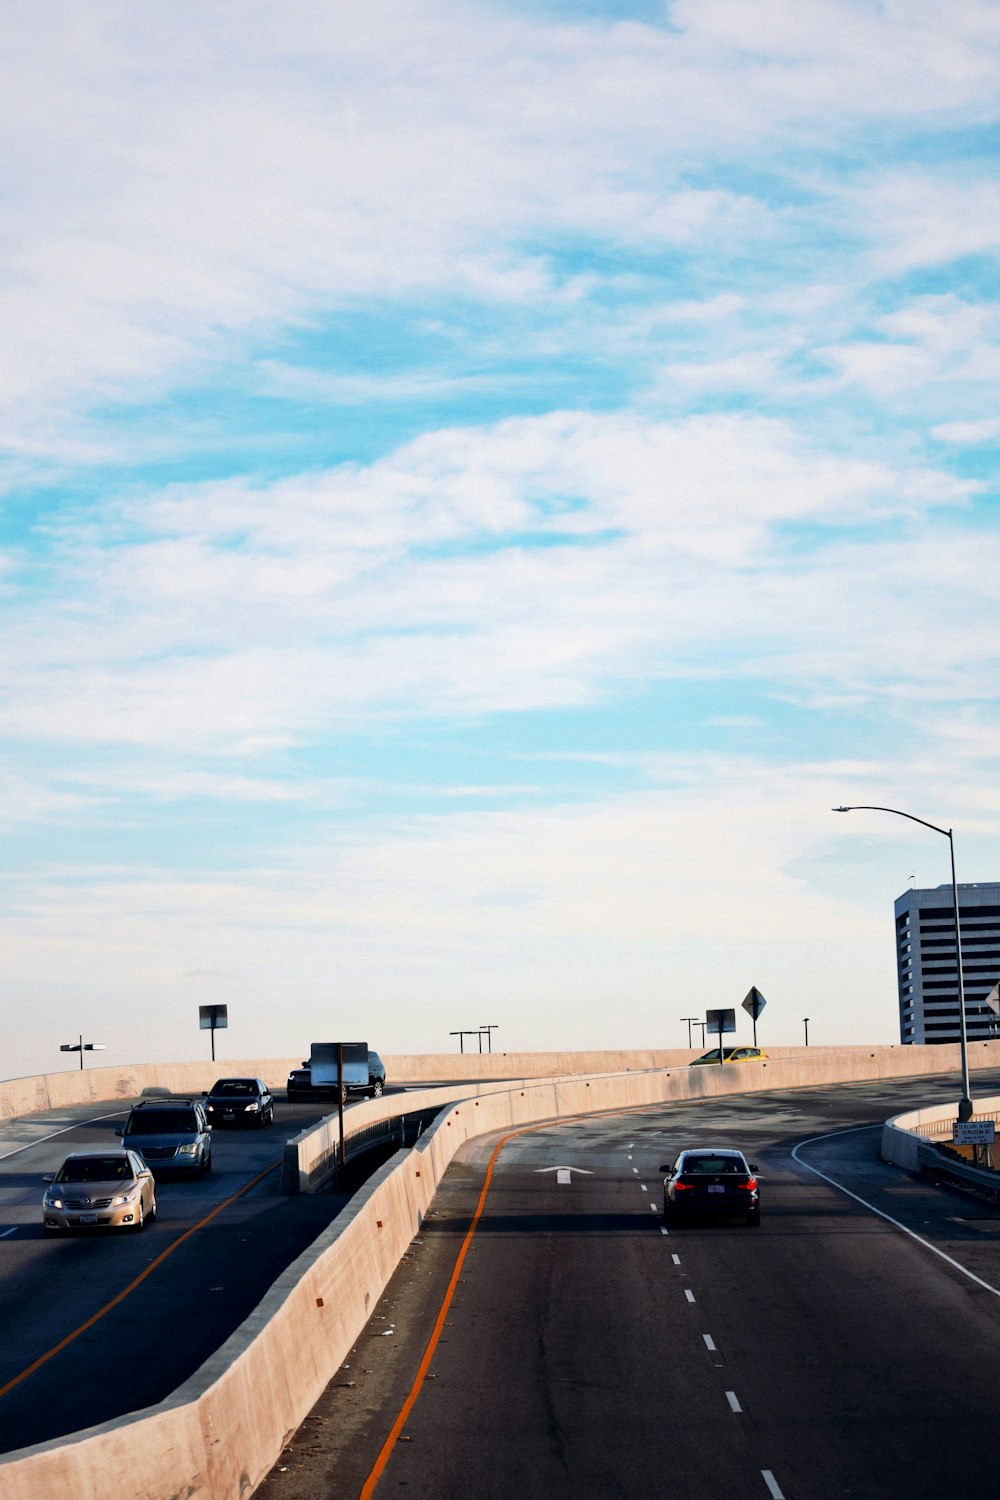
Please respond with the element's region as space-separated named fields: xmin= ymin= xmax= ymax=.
xmin=223 ymin=1112 xmax=235 ymax=1120
xmin=708 ymin=1185 xmax=725 ymax=1194
xmin=78 ymin=1213 xmax=98 ymax=1224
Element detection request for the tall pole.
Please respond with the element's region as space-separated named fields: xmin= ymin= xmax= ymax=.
xmin=681 ymin=1016 xmax=698 ymax=1047
xmin=833 ymin=804 xmax=973 ymax=1121
xmin=803 ymin=1018 xmax=809 ymax=1047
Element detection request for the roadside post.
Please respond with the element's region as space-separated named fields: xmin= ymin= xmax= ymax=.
xmin=704 ymin=1007 xmax=736 ymax=1062
xmin=198 ymin=1004 xmax=228 ymax=1062
xmin=59 ymin=1036 xmax=106 ymax=1071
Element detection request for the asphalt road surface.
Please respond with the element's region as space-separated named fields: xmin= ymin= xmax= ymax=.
xmin=255 ymin=1068 xmax=1000 ymax=1500
xmin=0 ymin=1093 xmax=389 ymax=1453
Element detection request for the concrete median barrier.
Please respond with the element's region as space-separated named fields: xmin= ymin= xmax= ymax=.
xmin=3 ymin=1042 xmax=1000 ymax=1499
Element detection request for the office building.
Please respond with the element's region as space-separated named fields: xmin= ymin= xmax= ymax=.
xmin=895 ymin=882 xmax=1000 ymax=1044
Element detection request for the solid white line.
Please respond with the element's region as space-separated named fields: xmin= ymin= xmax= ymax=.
xmin=726 ymin=1390 xmax=742 ymax=1412
xmin=0 ymin=1109 xmax=129 ymax=1163
xmin=762 ymin=1470 xmax=784 ymax=1498
xmin=684 ymin=1289 xmax=695 ymax=1303
xmin=0 ymin=1227 xmax=18 ymax=1239
xmin=792 ymin=1127 xmax=1000 ymax=1298
xmin=703 ymin=1334 xmax=716 ymax=1351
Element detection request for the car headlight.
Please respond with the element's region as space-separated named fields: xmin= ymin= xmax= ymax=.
xmin=176 ymin=1143 xmax=200 ymax=1156
xmin=243 ymin=1101 xmax=260 ymax=1112
xmin=111 ymin=1188 xmax=138 ymax=1205
xmin=44 ymin=1194 xmax=64 ymax=1209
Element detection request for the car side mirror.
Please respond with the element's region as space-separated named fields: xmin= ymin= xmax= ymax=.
xmin=114 ymin=1126 xmax=124 ymax=1136
xmin=202 ymin=1089 xmax=208 ymax=1096
xmin=42 ymin=1173 xmax=54 ymax=1183
xmin=659 ymin=1164 xmax=672 ymax=1173
xmin=749 ymin=1162 xmax=759 ymax=1172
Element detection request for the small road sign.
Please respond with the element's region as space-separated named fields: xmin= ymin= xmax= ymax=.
xmin=742 ymin=987 xmax=767 ymax=1020
xmin=953 ymin=1121 xmax=996 ymax=1145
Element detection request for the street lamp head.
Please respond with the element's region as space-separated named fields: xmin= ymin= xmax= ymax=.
xmin=832 ymin=806 xmax=852 ymax=813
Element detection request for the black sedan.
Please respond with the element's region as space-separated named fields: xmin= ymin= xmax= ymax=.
xmin=661 ymin=1147 xmax=760 ymax=1227
xmin=202 ymin=1076 xmax=274 ymax=1127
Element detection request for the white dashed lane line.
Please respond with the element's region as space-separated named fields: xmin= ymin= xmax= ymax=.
xmin=671 ymin=1253 xmax=680 ymax=1265
xmin=684 ymin=1289 xmax=696 ymax=1303
xmin=726 ymin=1390 xmax=742 ymax=1412
xmin=703 ymin=1334 xmax=716 ymax=1351
xmin=762 ymin=1471 xmax=785 ymax=1498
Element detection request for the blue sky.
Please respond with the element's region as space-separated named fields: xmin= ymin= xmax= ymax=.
xmin=3 ymin=0 xmax=999 ymax=1078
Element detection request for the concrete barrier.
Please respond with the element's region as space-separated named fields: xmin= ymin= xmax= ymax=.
xmin=882 ymin=1093 xmax=1000 ymax=1171
xmin=0 ymin=1042 xmax=932 ymax=1126
xmin=4 ymin=1042 xmax=1000 ymax=1499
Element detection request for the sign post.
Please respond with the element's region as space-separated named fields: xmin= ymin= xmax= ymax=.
xmin=704 ymin=1008 xmax=736 ymax=1062
xmin=741 ymin=986 xmax=767 ymax=1046
xmin=60 ymin=1036 xmax=106 ymax=1071
xmin=198 ymin=1004 xmax=229 ymax=1062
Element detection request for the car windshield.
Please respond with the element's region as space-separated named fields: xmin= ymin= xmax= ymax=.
xmin=210 ymin=1080 xmax=255 ymax=1096
xmin=56 ymin=1158 xmax=133 ymax=1183
xmin=682 ymin=1156 xmax=744 ymax=1174
xmin=127 ymin=1110 xmax=196 ymax=1134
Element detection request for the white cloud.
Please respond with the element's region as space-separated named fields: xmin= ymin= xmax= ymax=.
xmin=933 ymin=416 xmax=1000 ymax=444
xmin=0 ymin=409 xmax=989 ymax=762
xmin=1 ymin=2 xmax=998 ymax=438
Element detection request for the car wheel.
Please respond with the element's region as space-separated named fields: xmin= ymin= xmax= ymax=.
xmin=745 ymin=1209 xmax=760 ymax=1227
xmin=201 ymin=1150 xmax=212 ymax=1176
xmin=133 ymin=1202 xmax=145 ymax=1231
xmin=149 ymin=1194 xmax=157 ymax=1223
xmin=371 ymin=1078 xmax=384 ymax=1098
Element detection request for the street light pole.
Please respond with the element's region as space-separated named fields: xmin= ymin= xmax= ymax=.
xmin=59 ymin=1035 xmax=106 ymax=1070
xmin=681 ymin=1016 xmax=698 ymax=1047
xmin=833 ymin=803 xmax=973 ymax=1121
xmin=803 ymin=1017 xmax=810 ymax=1046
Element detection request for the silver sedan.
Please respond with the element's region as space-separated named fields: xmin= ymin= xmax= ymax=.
xmin=42 ymin=1150 xmax=157 ymax=1232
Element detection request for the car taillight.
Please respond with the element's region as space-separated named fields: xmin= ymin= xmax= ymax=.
xmin=738 ymin=1177 xmax=758 ymax=1191
xmin=674 ymin=1180 xmax=695 ymax=1191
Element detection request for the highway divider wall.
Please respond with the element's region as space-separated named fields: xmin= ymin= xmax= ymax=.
xmin=4 ymin=1042 xmax=1000 ymax=1500
xmin=0 ymin=1044 xmax=906 ymax=1125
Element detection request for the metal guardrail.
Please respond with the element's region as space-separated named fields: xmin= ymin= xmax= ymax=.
xmin=916 ymin=1133 xmax=1000 ymax=1200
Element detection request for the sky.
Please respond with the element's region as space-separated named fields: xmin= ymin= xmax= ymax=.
xmin=3 ymin=0 xmax=1000 ymax=1080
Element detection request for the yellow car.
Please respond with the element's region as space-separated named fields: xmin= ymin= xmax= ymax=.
xmin=690 ymin=1046 xmax=768 ymax=1066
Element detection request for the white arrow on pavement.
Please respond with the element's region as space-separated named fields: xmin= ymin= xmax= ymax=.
xmin=535 ymin=1166 xmax=594 ymax=1185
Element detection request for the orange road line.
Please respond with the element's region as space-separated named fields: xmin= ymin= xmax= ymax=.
xmin=0 ymin=1158 xmax=281 ymax=1401
xmin=359 ymin=1112 xmax=594 ymax=1499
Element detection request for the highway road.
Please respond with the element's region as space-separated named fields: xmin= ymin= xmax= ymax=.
xmin=0 ymin=1090 xmax=399 ymax=1453
xmin=254 ymin=1068 xmax=1000 ymax=1500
